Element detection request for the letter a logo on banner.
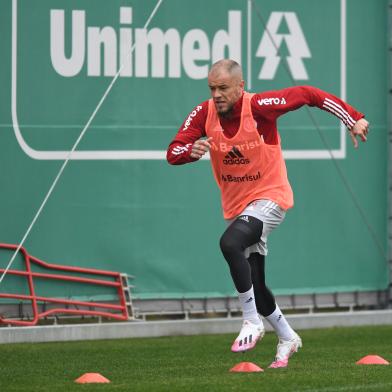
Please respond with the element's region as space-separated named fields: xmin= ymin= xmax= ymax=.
xmin=256 ymin=12 xmax=311 ymax=80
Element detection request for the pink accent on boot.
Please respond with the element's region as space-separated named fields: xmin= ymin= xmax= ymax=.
xmin=231 ymin=339 xmax=257 ymax=353
xmin=231 ymin=320 xmax=265 ymax=353
xmin=269 ymin=359 xmax=289 ymax=368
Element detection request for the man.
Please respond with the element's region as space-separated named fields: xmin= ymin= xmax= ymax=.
xmin=166 ymin=59 xmax=369 ymax=368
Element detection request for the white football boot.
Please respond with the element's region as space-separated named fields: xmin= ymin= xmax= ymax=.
xmin=269 ymin=333 xmax=302 ymax=368
xmin=231 ymin=318 xmax=265 ymax=353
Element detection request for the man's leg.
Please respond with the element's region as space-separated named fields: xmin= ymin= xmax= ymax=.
xmin=248 ymin=252 xmax=302 ymax=368
xmin=220 ymin=215 xmax=265 ymax=352
xmin=249 ymin=252 xmax=296 ymax=338
xmin=248 ymin=253 xmax=275 ymax=316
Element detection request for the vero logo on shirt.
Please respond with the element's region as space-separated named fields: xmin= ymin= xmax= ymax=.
xmin=223 ymin=146 xmax=250 ymax=165
xmin=257 ymin=97 xmax=287 ymax=106
xmin=182 ymin=105 xmax=203 ymax=131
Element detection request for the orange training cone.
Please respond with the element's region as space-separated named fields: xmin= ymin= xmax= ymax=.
xmin=230 ymin=362 xmax=264 ymax=372
xmin=75 ymin=373 xmax=111 ymax=383
xmin=356 ymin=355 xmax=389 ymax=365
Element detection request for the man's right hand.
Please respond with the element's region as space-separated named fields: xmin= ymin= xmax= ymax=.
xmin=190 ymin=137 xmax=213 ymax=159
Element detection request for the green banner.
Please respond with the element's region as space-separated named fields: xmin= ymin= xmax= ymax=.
xmin=0 ymin=0 xmax=388 ymax=301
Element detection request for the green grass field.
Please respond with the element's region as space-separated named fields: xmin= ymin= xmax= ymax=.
xmin=0 ymin=325 xmax=391 ymax=392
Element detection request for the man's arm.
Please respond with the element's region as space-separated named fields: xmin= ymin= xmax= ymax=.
xmin=166 ymin=102 xmax=210 ymax=165
xmin=252 ymin=85 xmax=369 ymax=147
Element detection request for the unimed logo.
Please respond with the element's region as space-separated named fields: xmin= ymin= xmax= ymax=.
xmin=49 ymin=6 xmax=311 ymax=80
xmin=50 ymin=7 xmax=241 ymax=79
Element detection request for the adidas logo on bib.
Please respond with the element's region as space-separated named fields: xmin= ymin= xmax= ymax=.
xmin=239 ymin=215 xmax=250 ymax=223
xmin=223 ymin=146 xmax=250 ymax=165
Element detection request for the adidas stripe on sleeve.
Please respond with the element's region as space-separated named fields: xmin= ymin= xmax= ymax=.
xmin=322 ymin=97 xmax=357 ymax=129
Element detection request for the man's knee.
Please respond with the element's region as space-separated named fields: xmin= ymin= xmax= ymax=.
xmin=219 ymin=230 xmax=240 ymax=256
xmin=219 ymin=216 xmax=264 ymax=257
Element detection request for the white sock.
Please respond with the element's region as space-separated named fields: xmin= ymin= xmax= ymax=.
xmin=237 ymin=286 xmax=260 ymax=325
xmin=265 ymin=304 xmax=296 ymax=340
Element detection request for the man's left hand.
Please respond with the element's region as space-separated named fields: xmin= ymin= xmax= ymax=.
xmin=349 ymin=118 xmax=369 ymax=149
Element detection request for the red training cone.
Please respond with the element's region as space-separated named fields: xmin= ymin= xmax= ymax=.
xmin=75 ymin=373 xmax=111 ymax=383
xmin=356 ymin=355 xmax=389 ymax=365
xmin=230 ymin=362 xmax=264 ymax=372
